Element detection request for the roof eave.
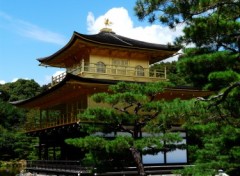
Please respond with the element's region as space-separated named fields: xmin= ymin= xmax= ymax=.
xmin=37 ymin=31 xmax=181 ymax=67
xmin=37 ymin=31 xmax=80 ymax=64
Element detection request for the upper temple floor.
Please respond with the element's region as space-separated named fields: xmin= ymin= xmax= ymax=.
xmin=38 ymin=28 xmax=180 ymax=85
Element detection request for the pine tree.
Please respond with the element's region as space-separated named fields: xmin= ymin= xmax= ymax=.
xmin=66 ymin=82 xmax=185 ymax=175
xmin=135 ymin=0 xmax=240 ymax=90
xmin=134 ymin=0 xmax=240 ymax=175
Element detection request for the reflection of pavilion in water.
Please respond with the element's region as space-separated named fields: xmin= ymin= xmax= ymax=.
xmin=13 ymin=26 xmax=211 ymax=175
xmin=143 ymin=132 xmax=187 ymax=164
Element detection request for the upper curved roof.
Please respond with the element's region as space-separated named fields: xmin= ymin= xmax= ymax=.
xmin=72 ymin=30 xmax=179 ymax=51
xmin=38 ymin=30 xmax=180 ymax=67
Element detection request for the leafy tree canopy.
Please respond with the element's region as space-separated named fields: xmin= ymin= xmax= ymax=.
xmin=0 ymin=79 xmax=42 ymax=102
xmin=0 ymin=79 xmax=42 ymax=161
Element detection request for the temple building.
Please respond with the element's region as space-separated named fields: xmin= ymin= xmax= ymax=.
xmin=13 ymin=26 xmax=211 ymax=175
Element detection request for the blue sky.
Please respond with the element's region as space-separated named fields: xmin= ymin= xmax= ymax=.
xmin=0 ymin=0 xmax=183 ymax=85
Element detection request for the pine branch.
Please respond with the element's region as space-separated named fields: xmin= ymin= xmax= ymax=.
xmin=219 ymin=43 xmax=238 ymax=53
xmin=188 ymin=2 xmax=239 ymax=18
xmin=196 ymin=82 xmax=240 ymax=108
xmin=212 ymin=82 xmax=240 ymax=107
xmin=134 ymin=103 xmax=142 ymax=115
xmin=112 ymin=103 xmax=133 ymax=114
xmin=116 ymin=123 xmax=133 ymax=135
xmin=149 ymin=93 xmax=156 ymax=102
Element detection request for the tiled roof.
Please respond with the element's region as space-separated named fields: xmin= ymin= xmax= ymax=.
xmin=11 ymin=73 xmax=212 ymax=108
xmin=37 ymin=30 xmax=180 ymax=67
xmin=75 ymin=30 xmax=179 ymax=51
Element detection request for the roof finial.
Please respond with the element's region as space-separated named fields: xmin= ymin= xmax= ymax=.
xmin=100 ymin=18 xmax=114 ymax=33
xmin=104 ymin=18 xmax=113 ymax=27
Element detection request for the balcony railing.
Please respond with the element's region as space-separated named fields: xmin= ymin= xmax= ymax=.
xmin=52 ymin=60 xmax=167 ymax=86
xmin=52 ymin=72 xmax=66 ymax=85
xmin=25 ymin=109 xmax=85 ymax=132
xmin=26 ymin=160 xmax=91 ymax=175
xmin=25 ymin=160 xmax=187 ymax=175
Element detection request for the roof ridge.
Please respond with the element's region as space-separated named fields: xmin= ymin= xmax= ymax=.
xmin=108 ymin=32 xmax=133 ymax=46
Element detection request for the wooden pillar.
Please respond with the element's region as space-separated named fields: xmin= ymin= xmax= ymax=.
xmin=46 ymin=109 xmax=49 ymax=127
xmin=61 ymin=145 xmax=66 ymax=160
xmin=44 ymin=143 xmax=48 ymax=160
xmin=164 ymin=66 xmax=167 ymax=79
xmin=53 ymin=145 xmax=56 ymax=160
xmin=81 ymin=59 xmax=85 ymax=72
xmin=40 ymin=109 xmax=42 ymax=129
xmin=38 ymin=137 xmax=42 ymax=160
xmin=66 ymin=104 xmax=69 ymax=123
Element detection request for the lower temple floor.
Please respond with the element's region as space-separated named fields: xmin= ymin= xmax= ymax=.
xmin=27 ymin=123 xmax=188 ymax=175
xmin=25 ymin=160 xmax=187 ymax=176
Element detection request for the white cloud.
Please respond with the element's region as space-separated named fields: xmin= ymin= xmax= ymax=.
xmin=0 ymin=80 xmax=6 ymax=84
xmin=0 ymin=11 xmax=12 ymax=21
xmin=41 ymin=70 xmax=66 ymax=85
xmin=44 ymin=75 xmax=52 ymax=85
xmin=87 ymin=12 xmax=96 ymax=34
xmin=0 ymin=78 xmax=31 ymax=84
xmin=0 ymin=11 xmax=67 ymax=45
xmin=52 ymin=70 xmax=65 ymax=77
xmin=12 ymin=78 xmax=19 ymax=82
xmin=17 ymin=20 xmax=67 ymax=45
xmin=11 ymin=78 xmax=30 ymax=82
xmin=87 ymin=7 xmax=184 ymax=45
xmin=162 ymin=49 xmax=183 ymax=63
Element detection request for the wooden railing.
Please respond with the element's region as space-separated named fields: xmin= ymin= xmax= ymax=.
xmin=52 ymin=61 xmax=167 ymax=86
xmin=25 ymin=160 xmax=187 ymax=175
xmin=26 ymin=160 xmax=91 ymax=175
xmin=67 ymin=62 xmax=166 ymax=78
xmin=52 ymin=72 xmax=66 ymax=85
xmin=25 ymin=109 xmax=85 ymax=132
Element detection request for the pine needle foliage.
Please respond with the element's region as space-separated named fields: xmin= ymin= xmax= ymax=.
xmin=66 ymin=81 xmax=186 ymax=175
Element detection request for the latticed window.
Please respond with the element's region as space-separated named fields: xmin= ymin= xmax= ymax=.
xmin=96 ymin=62 xmax=106 ymax=73
xmin=112 ymin=59 xmax=128 ymax=75
xmin=135 ymin=65 xmax=144 ymax=76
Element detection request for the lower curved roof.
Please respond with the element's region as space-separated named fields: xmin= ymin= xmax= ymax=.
xmin=12 ymin=73 xmax=212 ymax=109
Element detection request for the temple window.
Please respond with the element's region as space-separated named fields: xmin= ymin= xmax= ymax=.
xmin=112 ymin=59 xmax=128 ymax=75
xmin=135 ymin=65 xmax=144 ymax=76
xmin=96 ymin=61 xmax=106 ymax=73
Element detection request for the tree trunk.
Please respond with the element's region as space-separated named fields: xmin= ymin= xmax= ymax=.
xmin=129 ymin=147 xmax=146 ymax=176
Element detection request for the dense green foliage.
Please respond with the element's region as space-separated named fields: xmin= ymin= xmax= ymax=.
xmin=0 ymin=79 xmax=42 ymax=161
xmin=178 ymin=50 xmax=240 ymax=89
xmin=135 ymin=0 xmax=240 ymax=90
xmin=135 ymin=0 xmax=240 ymax=175
xmin=0 ymin=79 xmax=43 ymax=102
xmin=179 ymin=83 xmax=240 ymax=175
